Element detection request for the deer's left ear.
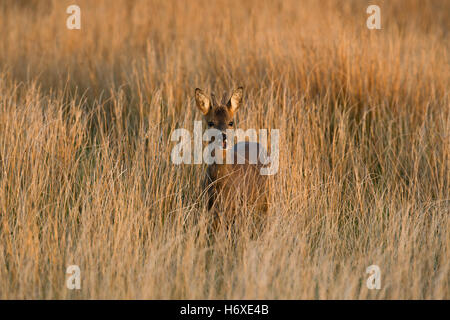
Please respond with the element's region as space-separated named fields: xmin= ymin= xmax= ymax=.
xmin=227 ymin=87 xmax=243 ymax=114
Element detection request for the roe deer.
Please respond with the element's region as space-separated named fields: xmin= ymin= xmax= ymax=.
xmin=195 ymin=87 xmax=269 ymax=228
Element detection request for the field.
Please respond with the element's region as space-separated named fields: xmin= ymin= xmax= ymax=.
xmin=0 ymin=0 xmax=448 ymax=299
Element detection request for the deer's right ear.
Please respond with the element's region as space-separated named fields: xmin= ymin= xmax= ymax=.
xmin=195 ymin=88 xmax=210 ymax=115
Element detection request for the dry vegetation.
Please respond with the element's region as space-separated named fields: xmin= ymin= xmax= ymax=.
xmin=0 ymin=0 xmax=449 ymax=299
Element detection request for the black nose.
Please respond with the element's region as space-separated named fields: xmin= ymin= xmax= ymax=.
xmin=222 ymin=132 xmax=227 ymax=141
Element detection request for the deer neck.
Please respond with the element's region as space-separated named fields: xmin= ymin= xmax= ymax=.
xmin=208 ymin=148 xmax=232 ymax=181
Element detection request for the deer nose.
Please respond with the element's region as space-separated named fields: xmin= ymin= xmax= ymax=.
xmin=222 ymin=132 xmax=227 ymax=141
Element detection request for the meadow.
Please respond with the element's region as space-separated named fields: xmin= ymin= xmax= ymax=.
xmin=0 ymin=0 xmax=448 ymax=299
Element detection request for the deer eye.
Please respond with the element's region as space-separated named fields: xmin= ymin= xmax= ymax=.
xmin=207 ymin=121 xmax=214 ymax=127
xmin=228 ymin=121 xmax=234 ymax=126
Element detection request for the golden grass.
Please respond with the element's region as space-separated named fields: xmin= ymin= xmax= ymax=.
xmin=0 ymin=0 xmax=448 ymax=299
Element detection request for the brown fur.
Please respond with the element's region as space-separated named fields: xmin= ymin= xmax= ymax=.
xmin=195 ymin=88 xmax=269 ymax=228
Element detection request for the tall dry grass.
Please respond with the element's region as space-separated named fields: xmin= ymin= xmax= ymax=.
xmin=0 ymin=0 xmax=448 ymax=299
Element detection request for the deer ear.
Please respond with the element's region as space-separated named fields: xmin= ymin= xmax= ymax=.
xmin=227 ymin=87 xmax=243 ymax=114
xmin=195 ymin=88 xmax=210 ymax=115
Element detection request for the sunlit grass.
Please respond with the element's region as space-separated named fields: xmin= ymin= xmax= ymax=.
xmin=0 ymin=0 xmax=448 ymax=299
